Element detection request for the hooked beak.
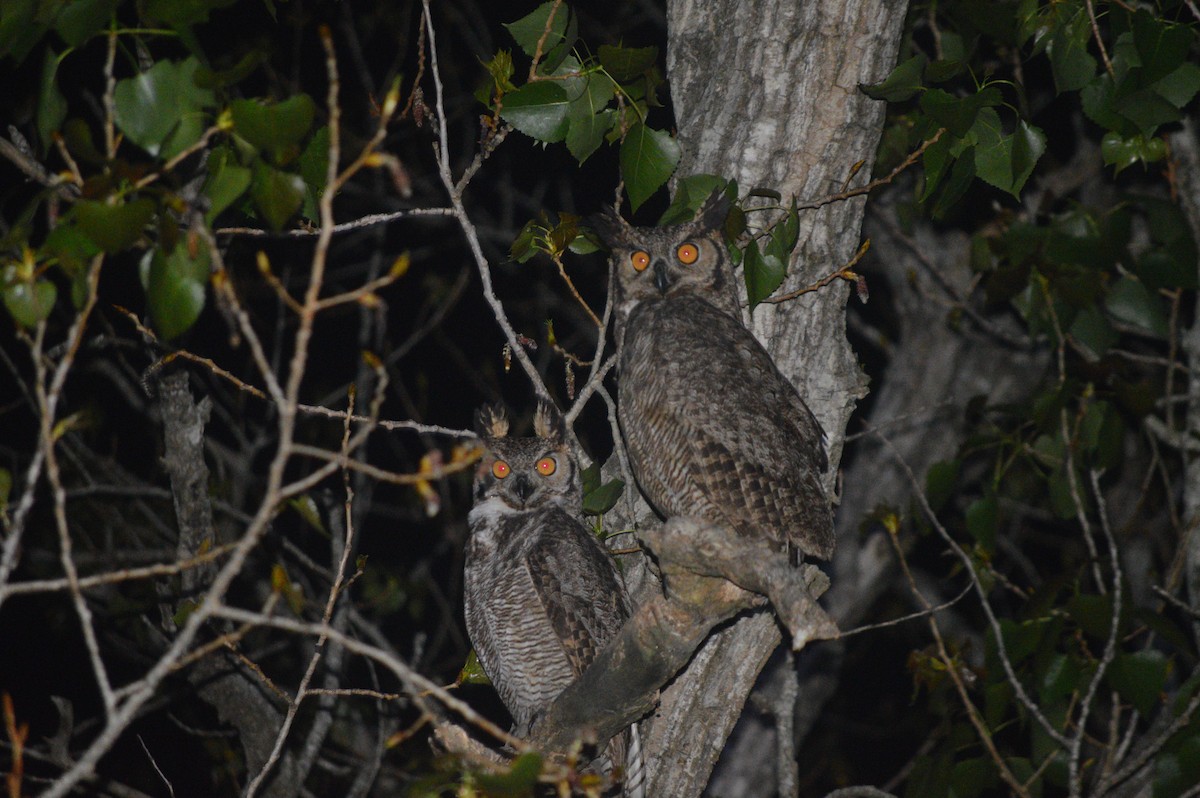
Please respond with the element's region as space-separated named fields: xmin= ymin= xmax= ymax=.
xmin=653 ymin=260 xmax=672 ymax=295
xmin=512 ymin=475 xmax=532 ymax=503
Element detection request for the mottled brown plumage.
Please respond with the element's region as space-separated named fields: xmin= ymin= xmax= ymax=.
xmin=464 ymin=402 xmax=642 ymax=794
xmin=593 ymin=193 xmax=835 ymax=561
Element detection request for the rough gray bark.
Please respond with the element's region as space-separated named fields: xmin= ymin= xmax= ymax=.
xmin=651 ymin=2 xmax=909 ymax=795
xmin=156 ymin=372 xmax=301 ymax=797
xmin=1171 ymin=120 xmax=1200 ymax=647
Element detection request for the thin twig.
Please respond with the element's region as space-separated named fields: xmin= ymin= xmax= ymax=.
xmin=885 ymin=526 xmax=1030 ymax=797
xmin=759 ymin=240 xmax=869 ymax=305
xmin=867 ymin=423 xmax=1072 ymax=749
xmin=214 ymin=207 xmax=455 ymax=237
xmin=1067 ymin=469 xmax=1123 ymax=798
xmin=1084 ymin=0 xmax=1115 ymax=77
xmin=422 ymin=0 xmax=555 ymax=413
xmin=795 ymin=129 xmax=946 ymax=211
xmin=838 ymin=584 xmax=971 ymax=638
xmin=0 ymin=543 xmax=236 ymax=599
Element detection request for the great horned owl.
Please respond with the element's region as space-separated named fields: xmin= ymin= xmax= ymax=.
xmin=464 ymin=401 xmax=640 ymax=791
xmin=591 ymin=193 xmax=835 ymax=561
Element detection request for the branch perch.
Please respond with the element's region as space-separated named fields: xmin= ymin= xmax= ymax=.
xmin=529 ymin=516 xmax=836 ymax=759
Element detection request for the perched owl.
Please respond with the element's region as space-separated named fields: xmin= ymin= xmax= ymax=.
xmin=464 ymin=401 xmax=640 ymax=792
xmin=591 ymin=192 xmax=835 ymax=561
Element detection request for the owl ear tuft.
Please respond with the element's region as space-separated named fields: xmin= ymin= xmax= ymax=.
xmin=586 ymin=205 xmax=631 ymax=249
xmin=533 ymin=399 xmax=566 ymax=443
xmin=695 ymin=190 xmax=732 ymax=233
xmin=474 ymin=404 xmax=509 ymax=439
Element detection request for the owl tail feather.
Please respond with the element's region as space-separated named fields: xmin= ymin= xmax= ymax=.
xmin=623 ymin=721 xmax=647 ymax=798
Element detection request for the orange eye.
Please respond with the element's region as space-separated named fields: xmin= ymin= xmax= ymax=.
xmin=491 ymin=460 xmax=510 ymax=479
xmin=677 ymin=242 xmax=699 ymax=265
xmin=631 ymin=251 xmax=651 ymax=272
xmin=536 ymin=457 xmax=557 ymax=476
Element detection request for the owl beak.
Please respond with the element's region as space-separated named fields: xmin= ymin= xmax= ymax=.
xmin=652 ymin=260 xmax=672 ymax=295
xmin=512 ymin=475 xmax=533 ymax=504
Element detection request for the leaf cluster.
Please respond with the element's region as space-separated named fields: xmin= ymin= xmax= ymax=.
xmin=479 ymin=2 xmax=677 ymax=212
xmin=1 ymin=2 xmax=329 ymax=339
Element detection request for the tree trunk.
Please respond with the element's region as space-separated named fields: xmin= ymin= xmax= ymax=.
xmin=647 ymin=2 xmax=908 ymax=794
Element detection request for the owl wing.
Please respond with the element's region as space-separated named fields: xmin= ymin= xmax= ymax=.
xmin=624 ymin=298 xmax=835 ymax=560
xmin=524 ymin=510 xmax=629 ymax=678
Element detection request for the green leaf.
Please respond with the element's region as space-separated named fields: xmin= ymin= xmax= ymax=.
xmin=932 ymin=147 xmax=976 ymax=219
xmin=481 ymin=49 xmax=517 ymax=95
xmin=299 ymin=126 xmax=331 ymax=220
xmin=921 ymin=86 xmax=1002 ymax=138
xmin=501 ymin=81 xmax=571 ymax=143
xmin=504 ymin=2 xmax=570 ymax=57
xmin=951 ymin=758 xmax=998 ymax=798
xmin=598 ymin=44 xmax=658 ymax=82
xmin=113 ymin=57 xmax=216 ymax=159
xmin=1131 ymin=10 xmax=1191 ymax=84
xmin=251 ymin=162 xmax=305 ymax=231
xmin=475 ymin=751 xmax=543 ymax=795
xmin=744 ymin=239 xmax=786 ymax=309
xmin=1010 ymin=119 xmax=1047 ymax=196
xmin=620 ymin=123 xmax=680 ymax=212
xmin=1101 ymin=131 xmax=1166 ymax=174
xmin=1136 ymin=250 xmax=1194 ymax=292
xmin=920 ymin=131 xmax=954 ymax=202
xmin=1079 ymin=400 xmax=1124 ymax=469
xmin=565 ymin=74 xmax=616 ymax=163
xmin=0 ymin=467 xmax=11 ymax=510
xmin=202 ymin=148 xmax=252 ymax=226
xmin=1116 ymin=88 xmax=1182 ymax=137
xmin=1068 ymin=306 xmax=1117 ymax=361
xmin=1105 ymin=650 xmax=1168 ymax=715
xmin=53 ymin=0 xmax=119 ymax=47
xmin=1082 ymin=74 xmax=1130 ymax=135
xmin=859 ymin=53 xmax=926 ymax=102
xmin=145 ymin=0 xmax=237 ymax=28
xmin=583 ymin=477 xmax=625 ymax=516
xmin=456 ymin=649 xmax=491 ymax=686
xmin=925 ymin=459 xmax=959 ymax=513
xmin=194 ymin=50 xmax=267 ymax=90
xmin=75 ymin=198 xmax=156 ymax=253
xmin=1154 ymin=62 xmax=1200 ymax=109
xmin=62 ymin=118 xmax=105 ymax=165
xmin=580 ymin=462 xmax=601 ymax=496
xmin=965 ymin=495 xmax=997 ymax=551
xmin=1067 ymin=594 xmax=1123 ymax=640
xmin=139 ymin=241 xmax=209 ymax=340
xmin=995 ymin=617 xmax=1050 ymax=667
xmin=230 ymin=95 xmax=316 ymax=163
xmin=972 ymin=111 xmax=1046 ymax=197
xmin=3 ymin=280 xmax=57 ymax=328
xmin=659 ymin=174 xmax=731 ymax=226
xmin=1155 ymin=733 xmax=1200 ymax=798
xmin=42 ymin=223 xmax=102 ymax=270
xmin=0 ymin=0 xmax=47 ymax=64
xmin=1106 ymin=276 xmax=1168 ymax=338
xmin=1048 ymin=7 xmax=1098 ymax=93
xmin=37 ymin=48 xmax=67 ymax=154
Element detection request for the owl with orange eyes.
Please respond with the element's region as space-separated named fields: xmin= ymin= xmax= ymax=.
xmin=464 ymin=401 xmax=640 ymax=792
xmin=590 ymin=191 xmax=835 ymax=563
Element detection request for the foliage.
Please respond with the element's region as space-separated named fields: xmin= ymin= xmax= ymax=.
xmin=860 ymin=2 xmax=1200 ymax=797
xmin=2 ymin=0 xmax=1200 ymax=797
xmin=479 ymin=2 xmax=676 ymax=212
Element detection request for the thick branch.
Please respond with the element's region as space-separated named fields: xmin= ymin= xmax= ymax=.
xmin=530 ymin=516 xmax=834 ymax=755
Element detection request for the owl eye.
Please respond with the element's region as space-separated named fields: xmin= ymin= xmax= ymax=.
xmin=630 ymin=251 xmax=651 ymax=272
xmin=491 ymin=460 xmax=510 ymax=479
xmin=677 ymin=242 xmax=700 ymax=265
xmin=535 ymin=456 xmax=557 ymax=476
